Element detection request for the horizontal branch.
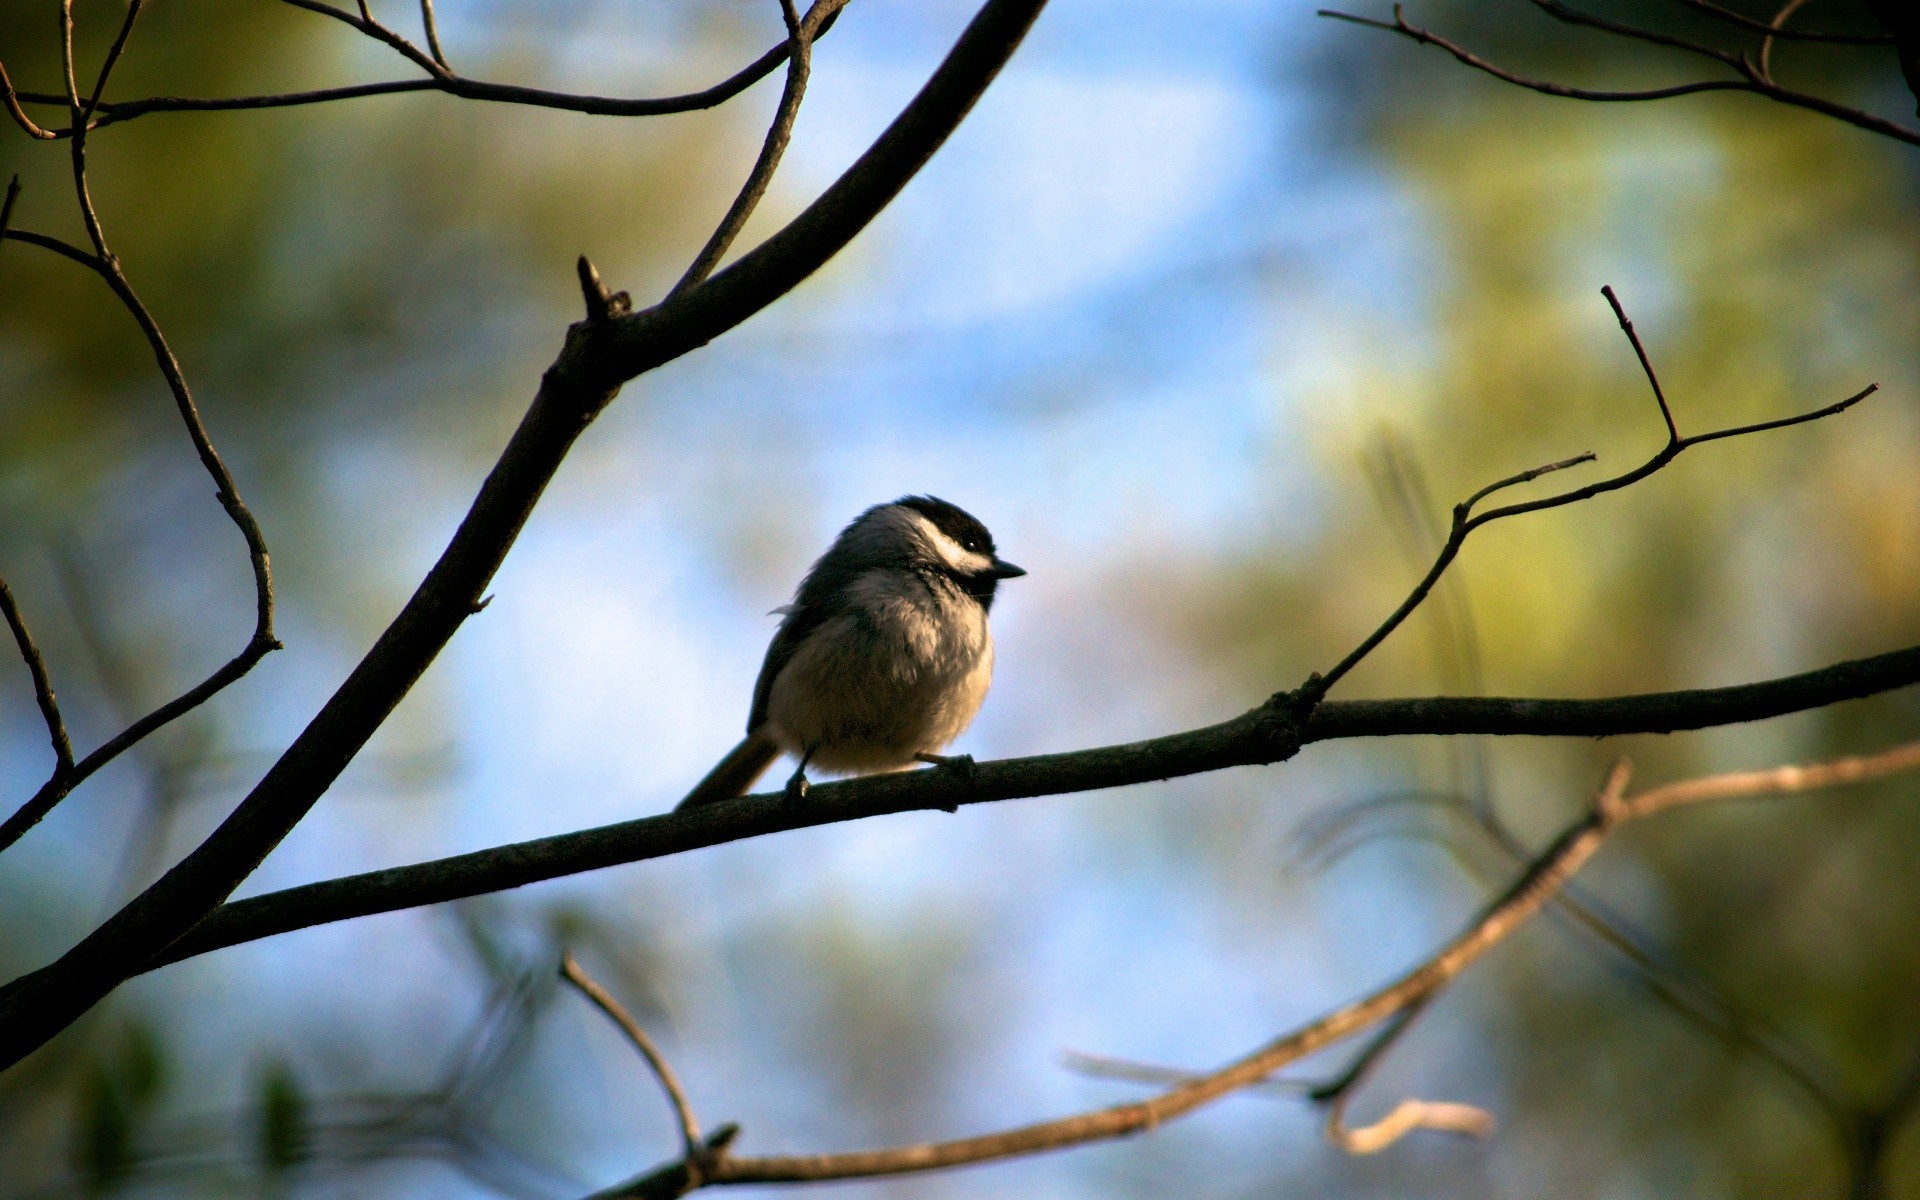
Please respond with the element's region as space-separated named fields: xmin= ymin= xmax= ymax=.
xmin=584 ymin=740 xmax=1920 ymax=1194
xmin=0 ymin=0 xmax=1052 ymax=1074
xmin=1677 ymin=0 xmax=1893 ymax=44
xmin=1319 ymin=6 xmax=1920 ymax=147
xmin=7 ymin=10 xmax=847 ymax=137
xmin=148 ymin=639 xmax=1920 ymax=969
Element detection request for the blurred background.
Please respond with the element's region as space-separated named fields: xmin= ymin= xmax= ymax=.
xmin=3 ymin=0 xmax=1920 ymax=1195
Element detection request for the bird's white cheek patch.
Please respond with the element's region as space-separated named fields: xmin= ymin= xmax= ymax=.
xmin=924 ymin=523 xmax=994 ymax=575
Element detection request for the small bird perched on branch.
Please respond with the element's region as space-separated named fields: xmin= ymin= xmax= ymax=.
xmin=676 ymin=496 xmax=1025 ymax=810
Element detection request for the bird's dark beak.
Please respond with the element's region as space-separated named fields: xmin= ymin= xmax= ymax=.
xmin=991 ymin=558 xmax=1027 ymax=579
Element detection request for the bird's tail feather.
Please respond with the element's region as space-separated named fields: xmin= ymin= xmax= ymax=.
xmin=676 ymin=732 xmax=781 ymax=811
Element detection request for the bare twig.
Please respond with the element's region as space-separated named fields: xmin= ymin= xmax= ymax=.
xmin=1529 ymin=0 xmax=1742 ymax=70
xmin=0 ymin=11 xmax=281 ymax=857
xmin=1314 ymin=285 xmax=1873 ymax=695
xmin=418 ymin=0 xmax=450 ymax=69
xmin=0 ymin=174 xmax=18 ymax=240
xmin=0 ymin=577 xmax=74 ymax=777
xmin=1318 ymin=6 xmax=1920 ymax=147
xmin=579 ymin=748 xmax=1920 ymax=1190
xmin=279 ymin=0 xmax=450 ymax=80
xmin=1600 ymin=283 xmax=1676 ymax=441
xmin=0 ymin=0 xmax=1052 ymax=1073
xmin=8 ymin=11 xmax=850 ymax=139
xmin=1069 ymin=996 xmax=1490 ymax=1155
xmin=586 ymin=741 xmax=1920 ymax=1194
xmin=0 ymin=226 xmax=279 ymax=852
xmin=669 ymin=0 xmax=844 ymax=297
xmin=1758 ymin=0 xmax=1816 ymax=83
xmin=1325 ymin=1091 xmax=1494 ymax=1154
xmin=1678 ymin=0 xmax=1891 ymax=44
xmin=0 ymin=60 xmax=58 ymax=139
xmin=560 ymin=954 xmax=707 ymax=1178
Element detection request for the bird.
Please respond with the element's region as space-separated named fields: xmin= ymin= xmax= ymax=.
xmin=675 ymin=495 xmax=1025 ymax=811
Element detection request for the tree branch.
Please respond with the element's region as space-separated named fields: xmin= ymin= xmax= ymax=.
xmin=560 ymin=954 xmax=709 ymax=1183
xmin=143 ymin=636 xmax=1920 ymax=971
xmin=580 ymin=742 xmax=1920 ymax=1194
xmin=1319 ymin=5 xmax=1920 ymax=147
xmin=0 ymin=217 xmax=279 ymax=857
xmin=0 ymin=576 xmax=73 ymax=779
xmin=667 ymin=0 xmax=833 ymax=298
xmin=1315 ymin=285 xmax=1873 ymax=696
xmin=0 ymin=0 xmax=1052 ymax=1074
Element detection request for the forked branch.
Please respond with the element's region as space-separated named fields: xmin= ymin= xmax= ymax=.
xmin=2 ymin=3 xmax=847 ymax=136
xmin=579 ymin=742 xmax=1920 ymax=1195
xmin=1313 ymin=284 xmax=1874 ymax=695
xmin=1319 ymin=4 xmax=1920 ymax=148
xmin=0 ymin=0 xmax=1053 ymax=1074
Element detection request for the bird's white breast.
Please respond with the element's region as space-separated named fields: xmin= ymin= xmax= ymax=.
xmin=763 ymin=570 xmax=993 ymax=774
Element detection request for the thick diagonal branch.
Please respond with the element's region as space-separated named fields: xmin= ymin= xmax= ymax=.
xmin=0 ymin=0 xmax=1051 ymax=1074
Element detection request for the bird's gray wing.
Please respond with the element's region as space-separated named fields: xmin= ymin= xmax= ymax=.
xmin=746 ymin=612 xmax=809 ymax=732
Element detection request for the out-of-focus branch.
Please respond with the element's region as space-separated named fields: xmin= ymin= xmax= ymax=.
xmin=1319 ymin=4 xmax=1920 ymax=147
xmin=560 ymin=953 xmax=709 ymax=1178
xmin=1679 ymin=0 xmax=1890 ymax=44
xmin=582 ymin=743 xmax=1920 ymax=1194
xmin=0 ymin=0 xmax=1051 ymax=1073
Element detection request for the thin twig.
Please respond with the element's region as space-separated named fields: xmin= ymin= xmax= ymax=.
xmin=0 ymin=577 xmax=74 ymax=776
xmin=0 ymin=0 xmax=1053 ymax=1074
xmin=1529 ymin=0 xmax=1742 ymax=70
xmin=419 ymin=0 xmax=450 ymax=69
xmin=1600 ymin=284 xmax=1677 ymax=443
xmin=79 ymin=0 xmax=146 ymax=129
xmin=559 ymin=953 xmax=706 ymax=1174
xmin=591 ymin=741 xmax=1920 ymax=1194
xmin=0 ymin=60 xmax=59 ymax=139
xmin=1678 ymin=0 xmax=1891 ymax=43
xmin=0 ymin=208 xmax=279 ymax=854
xmin=1314 ymin=286 xmax=1873 ymax=695
xmin=9 ymin=12 xmax=849 ymax=138
xmin=0 ymin=175 xmax=19 ymax=238
xmin=1759 ymin=0 xmax=1817 ymax=83
xmin=279 ymin=0 xmax=450 ymax=79
xmin=1317 ymin=7 xmax=1920 ymax=147
xmin=669 ymin=0 xmax=840 ymax=297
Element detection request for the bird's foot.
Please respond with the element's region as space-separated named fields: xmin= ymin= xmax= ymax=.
xmin=915 ymin=752 xmax=976 ymax=813
xmin=783 ymin=769 xmax=811 ymax=804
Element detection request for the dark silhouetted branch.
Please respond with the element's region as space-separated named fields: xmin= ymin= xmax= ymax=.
xmin=577 ymin=744 xmax=1920 ymax=1194
xmin=0 ymin=577 xmax=73 ymax=779
xmin=1315 ymin=285 xmax=1872 ymax=695
xmin=1680 ymin=0 xmax=1891 ymax=44
xmin=1319 ymin=5 xmax=1920 ymax=147
xmin=0 ymin=232 xmax=277 ymax=854
xmin=146 ymin=635 xmax=1920 ymax=970
xmin=3 ymin=8 xmax=847 ymax=138
xmin=0 ymin=0 xmax=1052 ymax=1073
xmin=668 ymin=0 xmax=837 ymax=297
